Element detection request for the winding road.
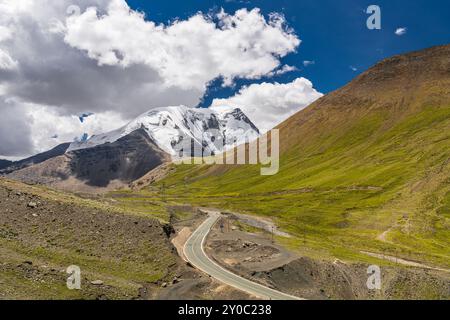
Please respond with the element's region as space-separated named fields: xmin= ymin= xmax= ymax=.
xmin=183 ymin=211 xmax=302 ymax=300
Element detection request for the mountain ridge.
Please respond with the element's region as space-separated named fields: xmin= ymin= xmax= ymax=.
xmin=0 ymin=143 xmax=70 ymax=175
xmin=68 ymin=105 xmax=260 ymax=158
xmin=5 ymin=105 xmax=259 ymax=191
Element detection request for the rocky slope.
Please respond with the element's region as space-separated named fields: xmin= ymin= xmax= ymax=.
xmin=8 ymin=129 xmax=170 ymax=192
xmin=0 ymin=178 xmax=178 ymax=299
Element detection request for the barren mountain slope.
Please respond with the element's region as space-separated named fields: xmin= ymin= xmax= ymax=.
xmin=7 ymin=129 xmax=170 ymax=192
xmin=0 ymin=143 xmax=70 ymax=175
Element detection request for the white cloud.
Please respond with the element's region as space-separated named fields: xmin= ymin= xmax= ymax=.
xmin=0 ymin=0 xmax=305 ymax=157
xmin=267 ymin=64 xmax=297 ymax=77
xmin=0 ymin=96 xmax=128 ymax=158
xmin=210 ymin=78 xmax=323 ymax=133
xmin=395 ymin=27 xmax=407 ymax=36
xmin=64 ymin=1 xmax=300 ymax=89
xmin=25 ymin=104 xmax=128 ymax=154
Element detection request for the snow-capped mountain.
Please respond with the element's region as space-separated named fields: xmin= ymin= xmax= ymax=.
xmin=67 ymin=106 xmax=260 ymax=158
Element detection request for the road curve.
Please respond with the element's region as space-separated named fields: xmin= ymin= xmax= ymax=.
xmin=183 ymin=211 xmax=302 ymax=300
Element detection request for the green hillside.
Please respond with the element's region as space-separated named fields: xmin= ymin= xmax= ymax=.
xmin=133 ymin=45 xmax=450 ymax=268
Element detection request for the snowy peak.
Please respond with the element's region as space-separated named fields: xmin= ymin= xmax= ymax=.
xmin=67 ymin=106 xmax=260 ymax=158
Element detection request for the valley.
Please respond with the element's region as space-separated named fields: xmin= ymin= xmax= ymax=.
xmin=1 ymin=44 xmax=449 ymax=300
xmin=149 ymin=44 xmax=450 ymax=271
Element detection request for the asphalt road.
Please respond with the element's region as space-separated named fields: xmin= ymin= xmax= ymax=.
xmin=183 ymin=211 xmax=302 ymax=300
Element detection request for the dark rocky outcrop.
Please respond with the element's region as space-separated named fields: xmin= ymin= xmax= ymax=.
xmin=0 ymin=143 xmax=70 ymax=174
xmin=7 ymin=129 xmax=170 ymax=191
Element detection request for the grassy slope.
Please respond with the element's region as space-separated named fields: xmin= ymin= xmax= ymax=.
xmin=133 ymin=45 xmax=450 ymax=268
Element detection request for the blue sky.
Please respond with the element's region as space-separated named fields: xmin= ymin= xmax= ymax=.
xmin=127 ymin=0 xmax=450 ymax=105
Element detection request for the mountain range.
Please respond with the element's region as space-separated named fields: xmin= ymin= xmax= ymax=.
xmin=3 ymin=106 xmax=259 ymax=191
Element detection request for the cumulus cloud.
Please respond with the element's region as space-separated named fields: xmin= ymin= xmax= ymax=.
xmin=395 ymin=27 xmax=407 ymax=36
xmin=303 ymin=60 xmax=315 ymax=67
xmin=25 ymin=105 xmax=127 ymax=153
xmin=0 ymin=0 xmax=204 ymax=118
xmin=0 ymin=0 xmax=309 ymax=158
xmin=64 ymin=1 xmax=300 ymax=88
xmin=0 ymin=96 xmax=127 ymax=157
xmin=210 ymin=78 xmax=323 ymax=133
